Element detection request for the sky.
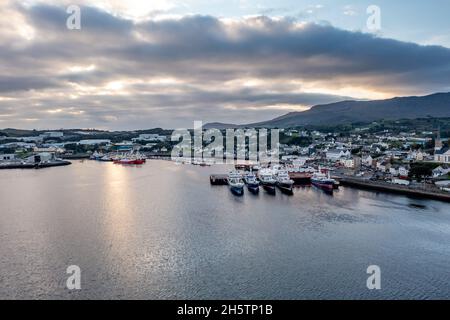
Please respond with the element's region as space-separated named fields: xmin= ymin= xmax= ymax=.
xmin=0 ymin=0 xmax=450 ymax=130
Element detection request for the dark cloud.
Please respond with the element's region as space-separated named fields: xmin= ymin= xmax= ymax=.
xmin=21 ymin=4 xmax=134 ymax=34
xmin=1 ymin=4 xmax=450 ymax=129
xmin=0 ymin=76 xmax=60 ymax=92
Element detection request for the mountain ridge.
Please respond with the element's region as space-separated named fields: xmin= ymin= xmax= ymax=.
xmin=204 ymin=92 xmax=450 ymax=128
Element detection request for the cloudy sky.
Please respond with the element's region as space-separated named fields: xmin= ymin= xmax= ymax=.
xmin=1 ymin=0 xmax=450 ymax=130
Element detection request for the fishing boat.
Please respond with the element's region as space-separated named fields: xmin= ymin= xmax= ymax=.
xmin=113 ymin=151 xmax=146 ymax=165
xmin=275 ymin=170 xmax=294 ymax=194
xmin=243 ymin=172 xmax=260 ymax=194
xmin=98 ymin=155 xmax=113 ymax=162
xmin=227 ymin=171 xmax=245 ymax=196
xmin=90 ymin=151 xmax=104 ymax=160
xmin=258 ymin=168 xmax=277 ymax=194
xmin=286 ymin=165 xmax=314 ymax=183
xmin=310 ymin=171 xmax=334 ymax=192
xmin=113 ymin=158 xmax=145 ymax=165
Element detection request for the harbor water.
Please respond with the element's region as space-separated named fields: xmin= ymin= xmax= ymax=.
xmin=0 ymin=160 xmax=449 ymax=299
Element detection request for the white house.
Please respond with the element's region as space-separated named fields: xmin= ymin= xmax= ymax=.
xmin=341 ymin=158 xmax=355 ymax=168
xmin=377 ymin=161 xmax=391 ymax=173
xmin=326 ymin=149 xmax=350 ymax=161
xmin=432 ymin=166 xmax=450 ymax=178
xmin=362 ymin=155 xmax=373 ymax=166
xmin=398 ymin=166 xmax=409 ymax=177
xmin=407 ymin=150 xmax=427 ymax=161
xmin=389 ymin=166 xmax=409 ymax=177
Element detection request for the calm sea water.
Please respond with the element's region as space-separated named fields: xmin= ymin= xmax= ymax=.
xmin=0 ymin=160 xmax=449 ymax=299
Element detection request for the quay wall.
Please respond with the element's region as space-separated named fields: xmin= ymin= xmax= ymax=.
xmin=338 ymin=177 xmax=450 ymax=202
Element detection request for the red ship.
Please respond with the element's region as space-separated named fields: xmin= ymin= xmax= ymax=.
xmin=113 ymin=158 xmax=146 ymax=165
xmin=113 ymin=151 xmax=146 ymax=165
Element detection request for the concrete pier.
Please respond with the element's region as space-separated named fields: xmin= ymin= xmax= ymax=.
xmin=0 ymin=160 xmax=71 ymax=170
xmin=210 ymin=174 xmax=228 ymax=185
xmin=338 ymin=177 xmax=450 ymax=202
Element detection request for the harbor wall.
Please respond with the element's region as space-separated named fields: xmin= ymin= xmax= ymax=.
xmin=338 ymin=177 xmax=450 ymax=202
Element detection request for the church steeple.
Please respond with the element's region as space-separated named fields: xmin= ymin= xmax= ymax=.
xmin=435 ymin=125 xmax=443 ymax=151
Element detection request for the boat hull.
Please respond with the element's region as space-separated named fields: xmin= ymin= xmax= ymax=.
xmin=230 ymin=185 xmax=244 ymax=196
xmin=277 ymin=182 xmax=294 ymax=194
xmin=247 ymin=184 xmax=260 ymax=194
xmin=311 ymin=180 xmax=334 ymax=192
xmin=114 ymin=159 xmax=146 ymax=165
xmin=261 ymin=183 xmax=276 ymax=194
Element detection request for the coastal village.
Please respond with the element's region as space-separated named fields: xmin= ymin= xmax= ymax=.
xmin=1 ymin=120 xmax=450 ymax=200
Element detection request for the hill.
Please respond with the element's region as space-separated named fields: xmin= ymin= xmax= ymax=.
xmin=206 ymin=92 xmax=450 ymax=128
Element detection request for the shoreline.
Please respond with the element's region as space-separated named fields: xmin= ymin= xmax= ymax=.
xmin=337 ymin=177 xmax=450 ymax=202
xmin=1 ymin=159 xmax=450 ymax=203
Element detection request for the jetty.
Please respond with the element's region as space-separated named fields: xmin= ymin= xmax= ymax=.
xmin=210 ymin=174 xmax=228 ymax=185
xmin=338 ymin=177 xmax=450 ymax=202
xmin=0 ymin=160 xmax=71 ymax=170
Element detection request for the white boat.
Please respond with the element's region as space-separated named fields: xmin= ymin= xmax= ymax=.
xmin=243 ymin=172 xmax=260 ymax=194
xmin=99 ymin=155 xmax=113 ymax=162
xmin=311 ymin=171 xmax=335 ymax=192
xmin=90 ymin=151 xmax=104 ymax=160
xmin=227 ymin=171 xmax=245 ymax=196
xmin=275 ymin=170 xmax=294 ymax=194
xmin=259 ymin=168 xmax=277 ymax=194
xmin=112 ymin=151 xmax=146 ymax=165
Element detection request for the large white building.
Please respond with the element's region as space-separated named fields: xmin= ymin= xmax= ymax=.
xmin=78 ymin=139 xmax=111 ymax=146
xmin=326 ymin=149 xmax=350 ymax=161
xmin=434 ymin=129 xmax=450 ymax=163
xmin=133 ymin=134 xmax=167 ymax=142
xmin=435 ymin=148 xmax=450 ymax=163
